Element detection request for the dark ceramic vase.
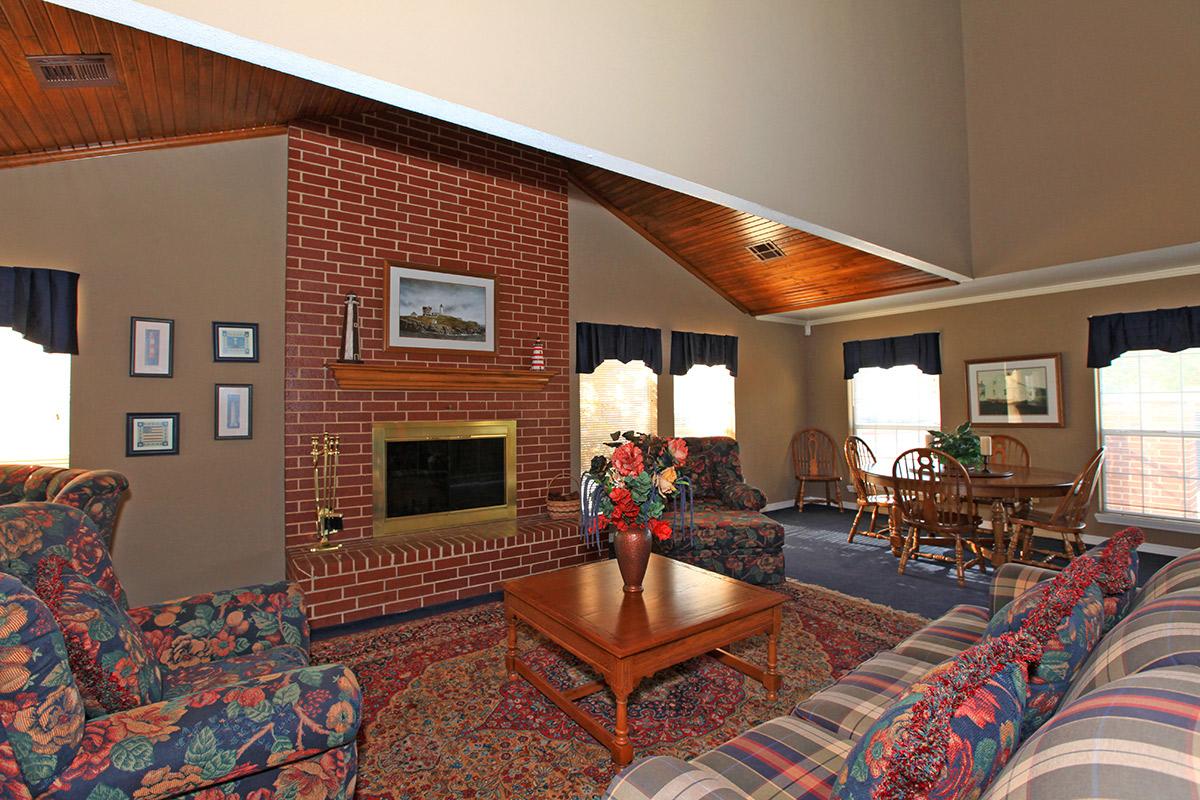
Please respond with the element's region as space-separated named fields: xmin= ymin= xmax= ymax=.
xmin=614 ymin=528 xmax=652 ymax=593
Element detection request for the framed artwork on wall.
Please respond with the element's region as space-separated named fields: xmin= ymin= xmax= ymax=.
xmin=212 ymin=321 xmax=259 ymax=362
xmin=965 ymin=353 xmax=1064 ymax=427
xmin=384 ymin=264 xmax=495 ymax=353
xmin=214 ymin=384 xmax=253 ymax=440
xmin=129 ymin=317 xmax=174 ymax=377
xmin=126 ymin=412 xmax=180 ymax=456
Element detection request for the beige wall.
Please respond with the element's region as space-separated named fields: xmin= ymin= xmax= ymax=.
xmin=79 ymin=0 xmax=973 ymax=277
xmin=569 ymin=185 xmax=807 ymax=503
xmin=0 ymin=137 xmax=288 ymax=605
xmin=962 ymin=0 xmax=1200 ymax=275
xmin=804 ymin=274 xmax=1200 ymax=548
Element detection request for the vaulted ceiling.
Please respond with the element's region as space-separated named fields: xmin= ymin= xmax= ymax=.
xmin=569 ymin=163 xmax=954 ymax=315
xmin=0 ymin=0 xmax=371 ymax=166
xmin=0 ymin=0 xmax=956 ymax=315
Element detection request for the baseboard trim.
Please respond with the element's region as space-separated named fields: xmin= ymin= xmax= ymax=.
xmin=763 ymin=499 xmax=857 ymax=513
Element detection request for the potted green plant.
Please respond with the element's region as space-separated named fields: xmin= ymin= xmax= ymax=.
xmin=928 ymin=421 xmax=983 ymax=469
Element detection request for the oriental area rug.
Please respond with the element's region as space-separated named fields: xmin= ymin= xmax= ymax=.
xmin=311 ymin=580 xmax=926 ymax=800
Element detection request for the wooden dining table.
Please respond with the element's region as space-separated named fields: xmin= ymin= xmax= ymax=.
xmin=864 ymin=464 xmax=1078 ymax=567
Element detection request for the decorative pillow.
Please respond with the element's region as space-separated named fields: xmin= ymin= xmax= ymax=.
xmin=833 ymin=631 xmax=1043 ymax=800
xmin=34 ymin=556 xmax=161 ymax=717
xmin=0 ymin=572 xmax=85 ymax=795
xmin=984 ymin=557 xmax=1104 ymax=736
xmin=1082 ymin=527 xmax=1143 ymax=632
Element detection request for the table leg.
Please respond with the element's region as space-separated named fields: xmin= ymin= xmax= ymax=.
xmin=990 ymin=499 xmax=1007 ymax=567
xmin=612 ymin=684 xmax=634 ymax=766
xmin=888 ymin=501 xmax=903 ymax=557
xmin=505 ymin=609 xmax=517 ymax=680
xmin=765 ymin=606 xmax=782 ymax=701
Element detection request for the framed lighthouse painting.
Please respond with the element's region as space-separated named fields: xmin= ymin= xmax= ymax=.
xmin=383 ymin=264 xmax=495 ymax=354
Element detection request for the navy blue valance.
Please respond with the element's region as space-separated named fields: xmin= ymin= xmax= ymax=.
xmin=575 ymin=322 xmax=662 ymax=374
xmin=670 ymin=331 xmax=738 ymax=377
xmin=1088 ymin=305 xmax=1200 ymax=368
xmin=843 ymin=331 xmax=940 ymax=379
xmin=0 ymin=267 xmax=79 ymax=354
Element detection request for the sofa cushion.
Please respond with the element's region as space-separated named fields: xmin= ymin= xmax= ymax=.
xmin=34 ymin=556 xmax=161 ymax=717
xmin=984 ymin=564 xmax=1104 ymax=736
xmin=793 ymin=652 xmax=935 ymax=741
xmin=661 ymin=510 xmax=785 ymax=552
xmin=694 ymin=714 xmax=851 ymax=800
xmin=892 ymin=605 xmax=990 ymax=664
xmin=1133 ymin=549 xmax=1200 ymax=610
xmin=160 ymin=644 xmax=309 ymax=699
xmin=0 ymin=573 xmax=85 ymax=795
xmin=604 ymin=757 xmax=750 ymax=800
xmin=832 ymin=633 xmax=1038 ymax=800
xmin=1061 ymin=588 xmax=1200 ymax=707
xmin=982 ymin=666 xmax=1200 ymax=800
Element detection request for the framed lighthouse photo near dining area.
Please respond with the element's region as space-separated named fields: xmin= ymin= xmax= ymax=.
xmin=965 ymin=353 xmax=1064 ymax=427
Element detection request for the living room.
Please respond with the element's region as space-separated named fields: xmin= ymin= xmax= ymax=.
xmin=0 ymin=2 xmax=1197 ymax=799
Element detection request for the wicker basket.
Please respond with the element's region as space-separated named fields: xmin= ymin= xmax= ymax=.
xmin=545 ymin=473 xmax=579 ymax=519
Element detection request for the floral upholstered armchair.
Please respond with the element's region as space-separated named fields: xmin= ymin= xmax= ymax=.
xmin=0 ymin=502 xmax=360 ymax=800
xmin=0 ymin=465 xmax=129 ymax=548
xmin=653 ymin=437 xmax=785 ymax=585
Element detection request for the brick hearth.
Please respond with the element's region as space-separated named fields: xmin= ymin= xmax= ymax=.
xmin=291 ymin=519 xmax=598 ymax=628
xmin=282 ymin=108 xmax=576 ymax=625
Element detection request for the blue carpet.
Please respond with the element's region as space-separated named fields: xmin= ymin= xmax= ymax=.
xmin=770 ymin=504 xmax=1172 ymax=619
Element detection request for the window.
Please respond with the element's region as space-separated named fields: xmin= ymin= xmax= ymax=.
xmin=579 ymin=359 xmax=658 ymax=467
xmin=674 ymin=364 xmax=735 ymax=438
xmin=0 ymin=328 xmax=70 ymax=466
xmin=850 ymin=365 xmax=940 ymax=469
xmin=1097 ymin=347 xmax=1200 ymax=524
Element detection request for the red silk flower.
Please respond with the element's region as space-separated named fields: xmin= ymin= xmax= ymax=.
xmin=611 ymin=443 xmax=645 ymax=476
xmin=650 ymin=518 xmax=673 ymax=541
xmin=667 ymin=438 xmax=688 ymax=464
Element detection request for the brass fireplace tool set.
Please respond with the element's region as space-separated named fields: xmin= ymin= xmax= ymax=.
xmin=310 ymin=432 xmax=344 ymax=551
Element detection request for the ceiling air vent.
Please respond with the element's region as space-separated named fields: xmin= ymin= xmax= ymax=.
xmin=27 ymin=54 xmax=118 ymax=88
xmin=747 ymin=241 xmax=786 ymax=261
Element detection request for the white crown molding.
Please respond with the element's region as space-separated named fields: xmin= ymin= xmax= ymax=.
xmin=759 ymin=243 xmax=1200 ymax=327
xmin=48 ymin=0 xmax=970 ymax=284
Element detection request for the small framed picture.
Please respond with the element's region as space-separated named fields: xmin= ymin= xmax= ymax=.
xmin=129 ymin=317 xmax=174 ymax=377
xmin=214 ymin=384 xmax=253 ymax=440
xmin=212 ymin=321 xmax=259 ymax=362
xmin=965 ymin=353 xmax=1065 ymax=427
xmin=126 ymin=412 xmax=180 ymax=456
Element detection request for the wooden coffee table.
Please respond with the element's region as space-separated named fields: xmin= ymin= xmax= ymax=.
xmin=503 ymin=554 xmax=785 ymax=765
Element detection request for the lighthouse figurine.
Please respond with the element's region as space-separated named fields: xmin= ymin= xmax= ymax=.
xmin=338 ymin=293 xmax=362 ymax=363
xmin=531 ymin=337 xmax=545 ymax=371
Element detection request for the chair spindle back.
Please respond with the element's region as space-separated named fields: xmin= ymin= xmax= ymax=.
xmin=1049 ymin=448 xmax=1106 ymax=529
xmin=891 ymin=448 xmax=975 ymax=534
xmin=792 ymin=429 xmax=838 ymax=478
xmin=990 ymin=434 xmax=1031 ymax=467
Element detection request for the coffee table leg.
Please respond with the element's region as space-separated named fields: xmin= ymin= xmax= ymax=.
xmin=505 ymin=609 xmax=517 ymax=680
xmin=613 ymin=686 xmax=634 ymax=766
xmin=765 ymin=606 xmax=782 ymax=701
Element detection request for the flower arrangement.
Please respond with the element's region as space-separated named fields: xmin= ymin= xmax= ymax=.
xmin=582 ymin=431 xmax=691 ymax=543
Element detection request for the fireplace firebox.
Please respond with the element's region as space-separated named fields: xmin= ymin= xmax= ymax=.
xmin=372 ymin=420 xmax=517 ymax=536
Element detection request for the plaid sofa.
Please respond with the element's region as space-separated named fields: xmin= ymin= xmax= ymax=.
xmin=606 ymin=546 xmax=1200 ymax=800
xmin=653 ymin=437 xmax=785 ymax=586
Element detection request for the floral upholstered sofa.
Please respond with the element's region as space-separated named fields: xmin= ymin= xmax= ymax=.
xmin=0 ymin=464 xmax=129 ymax=547
xmin=653 ymin=437 xmax=784 ymax=586
xmin=608 ymin=529 xmax=1200 ymax=800
xmin=0 ymin=502 xmax=360 ymax=800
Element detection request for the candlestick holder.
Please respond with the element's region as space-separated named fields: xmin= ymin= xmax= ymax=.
xmin=310 ymin=433 xmax=344 ymax=552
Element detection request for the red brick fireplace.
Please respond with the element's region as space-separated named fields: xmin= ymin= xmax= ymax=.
xmin=283 ymin=109 xmax=595 ymax=627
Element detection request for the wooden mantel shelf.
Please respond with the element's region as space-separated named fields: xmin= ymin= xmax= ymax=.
xmin=326 ymin=362 xmax=556 ymax=392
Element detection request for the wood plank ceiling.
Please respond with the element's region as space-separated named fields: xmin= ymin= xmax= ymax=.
xmin=570 ymin=163 xmax=954 ymax=315
xmin=0 ymin=0 xmax=952 ymax=314
xmin=0 ymin=0 xmax=372 ymax=165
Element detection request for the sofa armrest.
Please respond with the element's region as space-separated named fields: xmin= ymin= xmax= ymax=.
xmin=605 ymin=757 xmax=750 ymax=800
xmin=41 ymin=664 xmax=358 ymax=800
xmin=51 ymin=470 xmax=128 ymax=547
xmin=991 ymin=562 xmax=1057 ymax=615
xmin=720 ymin=481 xmax=767 ymax=512
xmin=130 ymin=580 xmax=310 ymax=671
